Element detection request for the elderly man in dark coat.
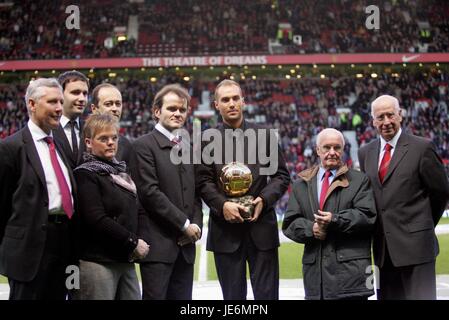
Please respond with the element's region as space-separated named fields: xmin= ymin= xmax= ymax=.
xmin=283 ymin=128 xmax=377 ymax=300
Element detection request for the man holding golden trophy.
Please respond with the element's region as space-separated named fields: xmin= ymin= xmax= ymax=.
xmin=197 ymin=80 xmax=290 ymax=300
xmin=220 ymin=162 xmax=255 ymax=220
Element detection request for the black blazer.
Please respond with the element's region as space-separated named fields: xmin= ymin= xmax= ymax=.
xmin=358 ymin=132 xmax=449 ymax=267
xmin=54 ymin=120 xmax=134 ymax=169
xmin=131 ymin=129 xmax=203 ymax=264
xmin=0 ymin=126 xmax=77 ymax=282
xmin=74 ymin=168 xmax=139 ymax=262
xmin=196 ymin=120 xmax=291 ymax=253
xmin=53 ymin=120 xmax=85 ymax=170
xmin=116 ymin=134 xmax=134 ymax=166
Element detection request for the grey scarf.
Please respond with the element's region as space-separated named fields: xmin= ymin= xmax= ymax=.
xmin=75 ymin=153 xmax=136 ymax=194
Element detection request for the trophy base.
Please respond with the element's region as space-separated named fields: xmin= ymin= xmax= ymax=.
xmin=228 ymin=195 xmax=254 ymax=220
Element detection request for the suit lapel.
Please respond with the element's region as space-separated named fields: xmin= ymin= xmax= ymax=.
xmin=77 ymin=119 xmax=86 ymax=165
xmin=153 ymin=129 xmax=175 ymax=149
xmin=53 ymin=124 xmax=75 ymax=165
xmin=367 ymin=140 xmax=382 ymax=187
xmin=382 ymin=133 xmax=409 ymax=184
xmin=22 ymin=127 xmax=47 ymax=189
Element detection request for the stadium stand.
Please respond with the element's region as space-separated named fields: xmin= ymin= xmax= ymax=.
xmin=1 ymin=0 xmax=448 ymax=59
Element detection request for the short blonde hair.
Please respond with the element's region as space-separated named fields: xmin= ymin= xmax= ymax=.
xmin=83 ymin=113 xmax=118 ymax=140
xmin=214 ymin=79 xmax=243 ymax=101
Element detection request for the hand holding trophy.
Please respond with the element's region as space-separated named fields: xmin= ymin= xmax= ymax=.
xmin=220 ymin=162 xmax=254 ymax=220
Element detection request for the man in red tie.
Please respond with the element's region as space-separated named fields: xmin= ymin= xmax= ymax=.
xmin=0 ymin=78 xmax=76 ymax=300
xmin=283 ymin=128 xmax=377 ymax=300
xmin=358 ymin=95 xmax=449 ymax=300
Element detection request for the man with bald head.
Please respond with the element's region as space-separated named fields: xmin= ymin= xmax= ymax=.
xmin=283 ymin=128 xmax=377 ymax=300
xmin=358 ymin=95 xmax=449 ymax=300
xmin=90 ymin=83 xmax=134 ymax=165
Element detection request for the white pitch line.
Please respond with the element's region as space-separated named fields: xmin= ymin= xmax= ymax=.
xmin=198 ymin=228 xmax=208 ymax=281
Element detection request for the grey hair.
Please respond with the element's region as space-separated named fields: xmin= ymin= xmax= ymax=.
xmin=316 ymin=128 xmax=345 ymax=148
xmin=25 ymin=78 xmax=63 ymax=111
xmin=370 ymin=95 xmax=401 ymax=118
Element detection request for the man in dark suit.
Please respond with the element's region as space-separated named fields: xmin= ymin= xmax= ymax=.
xmin=131 ymin=84 xmax=203 ymax=300
xmin=358 ymin=94 xmax=449 ymax=300
xmin=54 ymin=70 xmax=89 ymax=169
xmin=197 ymin=80 xmax=290 ymax=300
xmin=90 ymin=83 xmax=134 ymax=165
xmin=0 ymin=78 xmax=76 ymax=300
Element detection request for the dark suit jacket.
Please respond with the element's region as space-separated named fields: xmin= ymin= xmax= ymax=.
xmin=197 ymin=120 xmax=291 ymax=253
xmin=74 ymin=168 xmax=138 ymax=263
xmin=0 ymin=126 xmax=77 ymax=282
xmin=116 ymin=134 xmax=134 ymax=167
xmin=53 ymin=120 xmax=85 ymax=170
xmin=54 ymin=120 xmax=134 ymax=168
xmin=358 ymin=132 xmax=449 ymax=267
xmin=131 ymin=129 xmax=203 ymax=264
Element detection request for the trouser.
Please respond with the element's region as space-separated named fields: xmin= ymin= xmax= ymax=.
xmin=213 ymin=233 xmax=279 ymax=300
xmin=140 ymin=253 xmax=193 ymax=300
xmin=72 ymin=260 xmax=141 ymax=300
xmin=378 ymin=247 xmax=437 ymax=300
xmin=9 ymin=218 xmax=70 ymax=300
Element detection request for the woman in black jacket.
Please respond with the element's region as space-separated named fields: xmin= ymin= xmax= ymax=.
xmin=73 ymin=114 xmax=149 ymax=300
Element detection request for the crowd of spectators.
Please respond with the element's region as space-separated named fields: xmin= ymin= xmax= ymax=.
xmin=282 ymin=0 xmax=449 ymax=54
xmin=0 ymin=0 xmax=136 ymax=60
xmin=1 ymin=0 xmax=448 ymax=60
xmin=1 ymin=70 xmax=448 ymax=217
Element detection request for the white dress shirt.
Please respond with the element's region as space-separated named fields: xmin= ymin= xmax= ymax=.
xmin=378 ymin=127 xmax=402 ymax=169
xmin=60 ymin=114 xmax=80 ymax=151
xmin=155 ymin=122 xmax=178 ymax=142
xmin=28 ymin=120 xmax=73 ymax=211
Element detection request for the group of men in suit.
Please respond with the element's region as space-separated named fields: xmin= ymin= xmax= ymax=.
xmin=0 ymin=71 xmax=136 ymax=299
xmin=0 ymin=70 xmax=448 ymax=300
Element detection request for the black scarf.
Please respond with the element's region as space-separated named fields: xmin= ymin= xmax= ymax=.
xmin=75 ymin=152 xmax=127 ymax=175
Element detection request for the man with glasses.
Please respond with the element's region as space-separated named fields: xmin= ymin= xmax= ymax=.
xmin=283 ymin=128 xmax=377 ymax=300
xmin=358 ymin=94 xmax=449 ymax=300
xmin=90 ymin=83 xmax=134 ymax=166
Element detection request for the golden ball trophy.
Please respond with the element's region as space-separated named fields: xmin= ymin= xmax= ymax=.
xmin=220 ymin=162 xmax=254 ymax=220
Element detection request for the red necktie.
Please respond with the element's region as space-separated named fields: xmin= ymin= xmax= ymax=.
xmin=379 ymin=143 xmax=392 ymax=184
xmin=319 ymin=170 xmax=332 ymax=210
xmin=171 ymin=136 xmax=181 ymax=145
xmin=44 ymin=136 xmax=73 ymax=219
